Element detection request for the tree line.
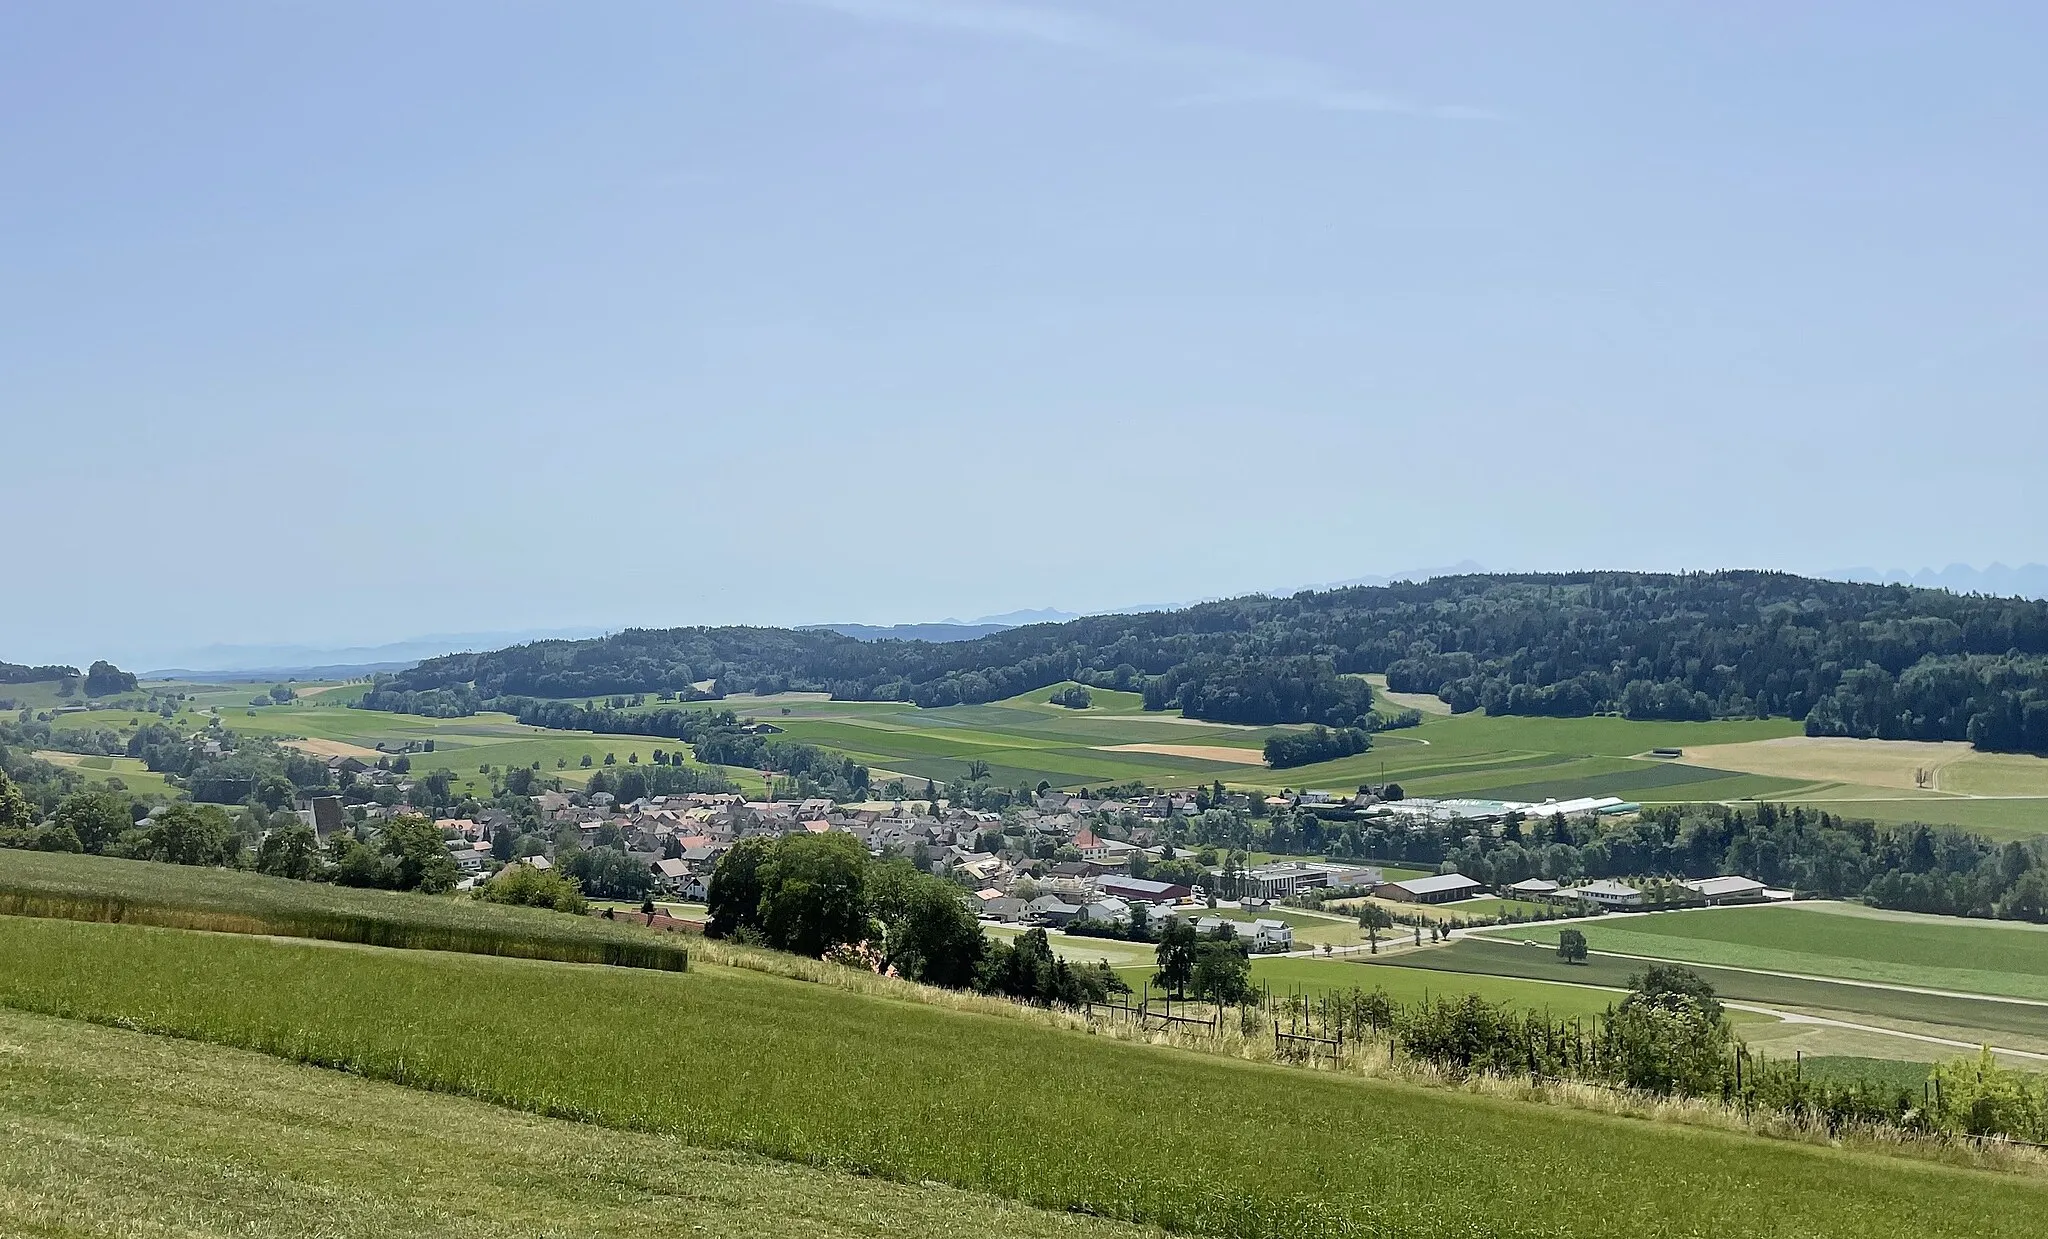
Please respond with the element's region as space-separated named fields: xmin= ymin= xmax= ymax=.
xmin=1263 ymin=724 xmax=1373 ymax=769
xmin=1136 ymin=799 xmax=2047 ymax=925
xmin=353 ymin=572 xmax=2048 ymax=744
xmin=1 ymin=661 xmax=81 ymax=684
xmin=705 ymin=832 xmax=1124 ymax=1004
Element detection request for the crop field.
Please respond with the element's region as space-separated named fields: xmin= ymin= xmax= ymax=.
xmin=0 ymin=916 xmax=2038 ymax=1239
xmin=0 ymin=1007 xmax=1148 ymax=1239
xmin=1249 ymin=955 xmax=1625 ymax=1019
xmin=1778 ymin=795 xmax=2048 ymax=841
xmin=42 ymin=695 xmax=732 ymax=800
xmin=28 ymin=750 xmax=177 ymax=797
xmin=0 ymin=850 xmax=691 ymax=970
xmin=1392 ymin=938 xmax=2048 ymax=1054
xmin=1485 ymin=902 xmax=2048 ymax=1002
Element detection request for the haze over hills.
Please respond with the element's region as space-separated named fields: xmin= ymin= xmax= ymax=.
xmin=135 ymin=630 xmax=608 ymax=680
xmin=92 ymin=562 xmax=2048 ymax=675
xmin=1832 ymin=563 xmax=2048 ymax=599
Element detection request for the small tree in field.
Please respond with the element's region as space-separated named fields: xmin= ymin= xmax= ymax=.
xmin=1557 ymin=927 xmax=1588 ymax=964
xmin=1357 ymin=904 xmax=1394 ymax=954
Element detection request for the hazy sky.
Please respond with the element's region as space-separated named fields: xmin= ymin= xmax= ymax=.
xmin=6 ymin=2 xmax=2046 ymax=666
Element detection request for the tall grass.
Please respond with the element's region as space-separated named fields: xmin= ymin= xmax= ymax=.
xmin=0 ymin=850 xmax=687 ymax=971
xmin=0 ymin=915 xmax=2040 ymax=1239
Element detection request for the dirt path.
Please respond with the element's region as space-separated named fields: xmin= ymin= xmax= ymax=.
xmin=1722 ymin=1003 xmax=2048 ymax=1062
xmin=1094 ymin=743 xmax=1266 ymax=765
xmin=277 ymin=737 xmax=387 ymax=761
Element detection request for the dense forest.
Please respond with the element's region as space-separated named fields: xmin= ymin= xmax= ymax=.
xmin=361 ymin=572 xmax=2048 ymax=750
xmin=1 ymin=661 xmax=80 ymax=684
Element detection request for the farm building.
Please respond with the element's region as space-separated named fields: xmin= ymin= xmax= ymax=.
xmin=306 ymin=795 xmax=344 ymax=838
xmin=1379 ymin=873 xmax=1485 ymax=904
xmin=1570 ymin=880 xmax=1644 ymax=909
xmin=1076 ymin=897 xmax=1133 ymax=925
xmin=1098 ymin=875 xmax=1191 ymax=904
xmin=1683 ymin=875 xmax=1767 ymax=904
xmin=1506 ymin=878 xmax=1560 ymax=899
xmin=1027 ymin=895 xmax=1083 ymax=926
xmin=1232 ymin=862 xmax=1382 ymax=901
xmin=445 ymin=846 xmax=487 ymax=873
xmin=973 ymin=891 xmax=1025 ymax=921
xmin=1194 ymin=916 xmax=1292 ymax=951
xmin=1073 ymin=828 xmax=1140 ymax=866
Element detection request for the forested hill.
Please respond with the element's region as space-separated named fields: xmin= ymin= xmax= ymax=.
xmin=363 ymin=572 xmax=2048 ymax=751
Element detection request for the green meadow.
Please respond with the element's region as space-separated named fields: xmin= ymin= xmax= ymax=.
xmin=0 ymin=850 xmax=692 ymax=970
xmin=0 ymin=1007 xmax=1154 ymax=1239
xmin=43 ymin=694 xmax=732 ymax=800
xmin=0 ymin=914 xmax=2039 ymax=1239
xmin=1488 ymin=902 xmax=2048 ymax=1002
xmin=30 ymin=676 xmax=2047 ymax=834
xmin=1396 ymin=937 xmax=2048 ymax=1050
xmin=28 ymin=750 xmax=178 ymax=798
xmin=1249 ymin=954 xmax=1624 ymax=1020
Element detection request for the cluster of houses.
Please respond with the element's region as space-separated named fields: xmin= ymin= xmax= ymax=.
xmin=396 ymin=787 xmax=1400 ymax=949
xmin=375 ymin=777 xmax=1785 ymax=937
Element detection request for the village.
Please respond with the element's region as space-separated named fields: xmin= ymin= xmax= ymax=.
xmin=271 ymin=760 xmax=1793 ymax=946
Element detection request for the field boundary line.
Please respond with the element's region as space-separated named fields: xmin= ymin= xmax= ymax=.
xmin=1558 ymin=945 xmax=2048 ymax=1008
xmin=1723 ymin=1002 xmax=2048 ymax=1063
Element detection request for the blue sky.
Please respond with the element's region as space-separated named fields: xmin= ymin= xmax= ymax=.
xmin=5 ymin=2 xmax=2045 ymax=667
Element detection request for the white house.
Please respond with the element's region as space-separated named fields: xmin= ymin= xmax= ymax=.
xmin=1571 ymin=879 xmax=1643 ymax=908
xmin=1195 ymin=916 xmax=1292 ymax=951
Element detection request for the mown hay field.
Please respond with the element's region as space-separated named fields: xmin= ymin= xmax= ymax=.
xmin=0 ymin=915 xmax=2039 ymax=1239
xmin=1399 ymin=939 xmax=2048 ymax=1042
xmin=1489 ymin=903 xmax=2048 ymax=1001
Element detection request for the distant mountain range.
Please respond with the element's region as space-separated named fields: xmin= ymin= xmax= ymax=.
xmin=805 ymin=609 xmax=1084 ymax=644
xmin=138 ymin=628 xmax=607 ymax=679
xmin=1831 ymin=563 xmax=2048 ymax=599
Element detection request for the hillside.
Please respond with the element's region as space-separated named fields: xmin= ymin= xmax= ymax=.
xmin=1 ymin=913 xmax=2040 ymax=1238
xmin=362 ymin=572 xmax=2048 ymax=748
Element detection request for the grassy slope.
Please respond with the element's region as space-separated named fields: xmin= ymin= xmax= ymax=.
xmin=0 ymin=916 xmax=2038 ymax=1239
xmin=1489 ymin=903 xmax=2048 ymax=1001
xmin=0 ymin=850 xmax=690 ymax=963
xmin=0 ymin=1007 xmax=1154 ymax=1239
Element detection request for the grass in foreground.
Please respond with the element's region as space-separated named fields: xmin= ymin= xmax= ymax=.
xmin=1489 ymin=903 xmax=2048 ymax=1001
xmin=0 ymin=915 xmax=2040 ymax=1239
xmin=0 ymin=849 xmax=689 ymax=970
xmin=0 ymin=1007 xmax=1154 ymax=1239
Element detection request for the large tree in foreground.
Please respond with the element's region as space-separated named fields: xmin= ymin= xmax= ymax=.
xmin=757 ymin=831 xmax=870 ymax=958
